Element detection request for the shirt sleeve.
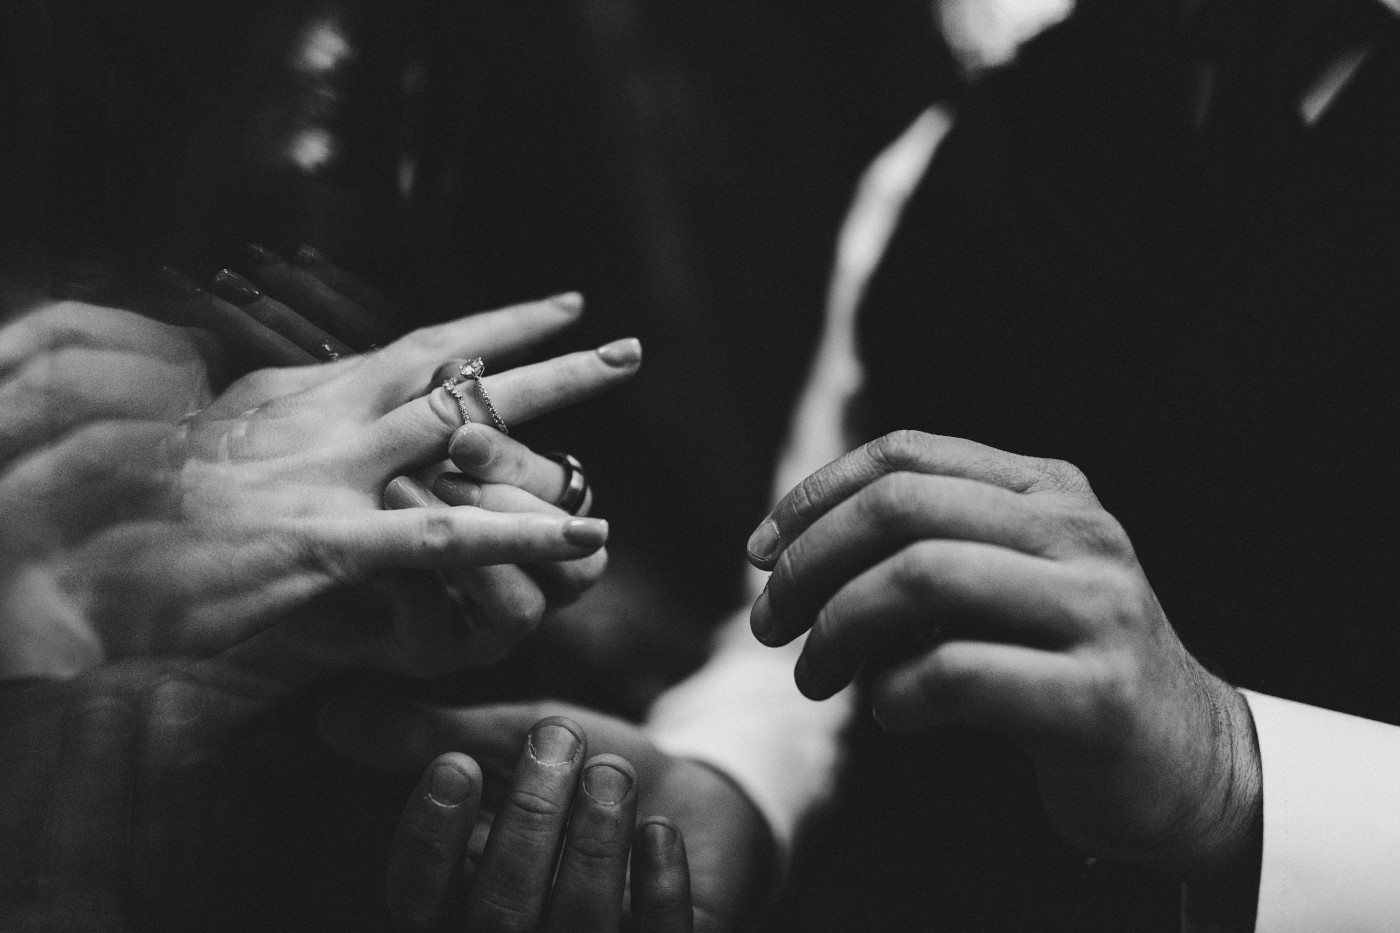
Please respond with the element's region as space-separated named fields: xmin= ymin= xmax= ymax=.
xmin=1241 ymin=689 xmax=1400 ymax=933
xmin=641 ymin=105 xmax=954 ymax=857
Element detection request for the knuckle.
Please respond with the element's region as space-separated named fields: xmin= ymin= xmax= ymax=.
xmin=504 ymin=787 xmax=567 ymax=821
xmin=1061 ymin=507 xmax=1134 ymax=558
xmin=859 ymin=472 xmax=919 ymax=529
xmin=415 ymin=510 xmax=460 ymax=558
xmin=867 ymin=430 xmax=927 ymax=472
xmin=1035 ymin=457 xmax=1092 ymax=495
xmin=468 ymin=882 xmax=540 ymax=933
xmin=786 ymin=475 xmax=825 ymax=525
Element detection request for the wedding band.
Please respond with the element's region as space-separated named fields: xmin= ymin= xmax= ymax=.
xmin=441 ymin=380 xmax=472 ymax=425
xmin=459 ymin=357 xmax=509 ymax=434
xmin=544 ymin=452 xmax=589 ymax=515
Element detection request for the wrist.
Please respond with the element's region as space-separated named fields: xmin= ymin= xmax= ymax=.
xmin=1176 ymin=678 xmax=1263 ymax=929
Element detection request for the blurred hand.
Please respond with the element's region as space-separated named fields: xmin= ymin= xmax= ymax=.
xmin=0 ymin=660 xmax=243 ymax=933
xmin=746 ymin=430 xmax=1261 ymax=912
xmin=384 ymin=717 xmax=693 ymax=932
xmin=320 ymin=698 xmax=775 ymax=933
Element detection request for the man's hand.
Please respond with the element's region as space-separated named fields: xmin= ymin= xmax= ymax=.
xmin=0 ymin=661 xmax=243 ymax=933
xmin=320 ymin=697 xmax=775 ymax=933
xmin=745 ymin=430 xmax=1261 ymax=917
xmin=383 ymin=717 xmax=693 ymax=932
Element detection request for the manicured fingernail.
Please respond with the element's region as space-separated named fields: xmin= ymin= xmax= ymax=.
xmin=595 ymin=337 xmax=642 ymax=367
xmin=433 ymin=472 xmax=482 ymax=507
xmin=564 ymin=518 xmax=608 ymax=548
xmin=293 ymin=243 xmax=328 ymax=268
xmin=549 ymin=291 xmax=584 ymax=314
xmin=74 ymin=702 xmax=135 ymax=759
xmin=529 ymin=723 xmax=580 ymax=765
xmin=429 ymin=765 xmax=473 ymax=806
xmin=209 ymin=269 xmax=262 ymax=305
xmin=243 ymin=242 xmax=284 ymax=266
xmin=151 ymin=679 xmax=206 ymax=725
xmin=750 ymin=586 xmax=773 ymax=644
xmin=448 ymin=425 xmax=493 ymax=468
xmin=583 ymin=763 xmax=632 ymax=804
xmin=384 ymin=476 xmax=436 ymax=509
xmin=154 ymin=264 xmax=203 ymax=298
xmin=747 ymin=520 xmax=781 ymax=564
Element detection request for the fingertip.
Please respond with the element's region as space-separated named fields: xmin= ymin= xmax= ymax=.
xmin=385 ymin=474 xmax=438 ymax=509
xmin=746 ymin=520 xmax=782 ymax=568
xmin=581 ymin=754 xmax=635 ymax=805
xmin=527 ymin=717 xmax=585 ymax=766
xmin=426 ymin=753 xmax=481 ymax=807
xmin=563 ymin=517 xmax=608 ymax=549
xmin=433 ymin=471 xmax=483 ymax=507
xmin=548 ymin=291 xmax=585 ymax=315
xmin=448 ymin=422 xmax=495 ymax=468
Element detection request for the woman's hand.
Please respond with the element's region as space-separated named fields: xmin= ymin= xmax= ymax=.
xmin=746 ymin=430 xmax=1262 ymax=918
xmin=321 ymin=697 xmax=775 ymax=933
xmin=383 ymin=717 xmax=694 ymax=932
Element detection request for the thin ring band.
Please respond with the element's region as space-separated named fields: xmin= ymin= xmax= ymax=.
xmin=442 ymin=380 xmax=472 ymax=425
xmin=458 ymin=358 xmax=510 ymax=435
xmin=544 ymin=452 xmax=589 ymax=515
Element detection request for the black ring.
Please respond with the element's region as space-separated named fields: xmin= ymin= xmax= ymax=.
xmin=544 ymin=452 xmax=589 ymax=515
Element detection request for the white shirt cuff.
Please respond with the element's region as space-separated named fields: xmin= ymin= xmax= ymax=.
xmin=1243 ymin=689 xmax=1400 ymax=933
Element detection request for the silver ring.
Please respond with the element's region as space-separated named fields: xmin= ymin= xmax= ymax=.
xmin=441 ymin=380 xmax=472 ymax=426
xmin=544 ymin=452 xmax=589 ymax=515
xmin=458 ymin=357 xmax=509 ymax=434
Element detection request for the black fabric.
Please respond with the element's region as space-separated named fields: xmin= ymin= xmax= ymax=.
xmin=772 ymin=3 xmax=1400 ymax=930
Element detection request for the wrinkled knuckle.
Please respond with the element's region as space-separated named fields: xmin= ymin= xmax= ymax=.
xmin=395 ymin=821 xmax=456 ymax=862
xmin=786 ymin=475 xmax=825 ymax=525
xmin=1035 ymin=457 xmax=1090 ymax=494
xmin=468 ymin=885 xmax=538 ymax=933
xmin=868 ymin=430 xmax=926 ymax=472
xmin=505 ymin=787 xmax=566 ymax=820
xmin=564 ymin=829 xmax=626 ymax=864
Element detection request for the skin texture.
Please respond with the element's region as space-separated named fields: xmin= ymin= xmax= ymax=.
xmin=746 ymin=430 xmax=1262 ymax=924
xmin=320 ymin=698 xmax=773 ymax=933
xmin=0 ymin=294 xmax=636 ymax=687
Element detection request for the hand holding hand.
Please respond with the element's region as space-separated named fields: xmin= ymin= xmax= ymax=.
xmin=746 ymin=430 xmax=1261 ymax=912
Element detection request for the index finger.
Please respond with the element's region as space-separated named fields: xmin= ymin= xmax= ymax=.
xmin=747 ymin=431 xmax=1096 ymax=570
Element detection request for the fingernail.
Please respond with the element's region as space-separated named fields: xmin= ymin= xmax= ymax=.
xmin=151 ymin=679 xmax=206 ymax=725
xmin=529 ymin=723 xmax=580 ymax=765
xmin=384 ymin=476 xmax=436 ymax=509
xmin=750 ymin=586 xmax=773 ymax=644
xmin=433 ymin=472 xmax=482 ymax=507
xmin=154 ymin=264 xmax=203 ymax=298
xmin=448 ymin=425 xmax=493 ymax=468
xmin=640 ymin=819 xmax=679 ymax=855
xmin=242 ymin=242 xmax=284 ymax=266
xmin=429 ymin=764 xmax=473 ymax=806
xmin=595 ymin=337 xmax=642 ymax=367
xmin=583 ymin=763 xmax=633 ymax=804
xmin=209 ymin=269 xmax=262 ymax=306
xmin=563 ymin=518 xmax=608 ymax=548
xmin=871 ymin=704 xmax=891 ymax=731
xmin=549 ymin=291 xmax=584 ymax=314
xmin=293 ymin=243 xmax=328 ymax=268
xmin=747 ymin=520 xmax=781 ymax=564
